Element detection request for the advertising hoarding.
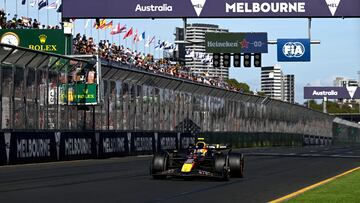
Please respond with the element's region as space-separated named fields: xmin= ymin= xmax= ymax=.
xmin=277 ymin=39 xmax=311 ymax=62
xmin=205 ymin=32 xmax=268 ymax=53
xmin=0 ymin=29 xmax=66 ymax=54
xmin=59 ymin=84 xmax=98 ymax=105
xmin=8 ymin=132 xmax=57 ymax=164
xmin=304 ymin=86 xmax=360 ymax=99
xmin=62 ymin=0 xmax=360 ymax=19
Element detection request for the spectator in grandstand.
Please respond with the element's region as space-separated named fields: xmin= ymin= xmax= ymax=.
xmin=0 ymin=11 xmax=59 ymax=29
xmin=72 ymin=33 xmax=237 ymax=92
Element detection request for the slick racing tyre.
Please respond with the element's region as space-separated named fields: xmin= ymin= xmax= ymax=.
xmin=229 ymin=153 xmax=244 ymax=178
xmin=214 ymin=155 xmax=229 ymax=181
xmin=150 ymin=154 xmax=168 ymax=179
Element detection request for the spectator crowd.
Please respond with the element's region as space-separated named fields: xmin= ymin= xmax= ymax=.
xmin=0 ymin=9 xmax=241 ymax=92
xmin=73 ymin=33 xmax=240 ymax=92
xmin=0 ymin=10 xmax=60 ymax=29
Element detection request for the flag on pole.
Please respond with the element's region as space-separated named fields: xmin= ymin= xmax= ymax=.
xmin=45 ymin=0 xmax=59 ymax=9
xmin=103 ymin=20 xmax=113 ymax=29
xmin=56 ymin=3 xmax=62 ymax=12
xmin=155 ymin=40 xmax=161 ymax=50
xmin=94 ymin=19 xmax=106 ymax=29
xmin=22 ymin=0 xmax=26 ymax=5
xmin=110 ymin=23 xmax=126 ymax=35
xmin=133 ymin=29 xmax=138 ymax=43
xmin=38 ymin=0 xmax=48 ymax=10
xmin=146 ymin=36 xmax=155 ymax=47
xmin=30 ymin=0 xmax=38 ymax=7
xmin=123 ymin=27 xmax=133 ymax=40
xmin=138 ymin=32 xmax=145 ymax=42
xmin=84 ymin=19 xmax=90 ymax=29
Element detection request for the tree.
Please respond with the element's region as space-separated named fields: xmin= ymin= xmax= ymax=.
xmin=225 ymin=78 xmax=251 ymax=93
xmin=257 ymin=91 xmax=266 ymax=97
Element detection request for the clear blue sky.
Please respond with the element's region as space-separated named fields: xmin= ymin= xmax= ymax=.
xmin=2 ymin=1 xmax=360 ymax=103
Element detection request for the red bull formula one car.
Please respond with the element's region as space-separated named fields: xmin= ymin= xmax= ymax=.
xmin=150 ymin=138 xmax=244 ymax=180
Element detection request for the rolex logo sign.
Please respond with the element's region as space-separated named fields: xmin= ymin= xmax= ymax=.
xmin=28 ymin=33 xmax=57 ymax=52
xmin=0 ymin=29 xmax=66 ymax=54
xmin=39 ymin=34 xmax=47 ymax=44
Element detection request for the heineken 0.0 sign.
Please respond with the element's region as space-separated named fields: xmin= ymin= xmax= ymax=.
xmin=205 ymin=32 xmax=268 ymax=53
xmin=0 ymin=29 xmax=66 ymax=54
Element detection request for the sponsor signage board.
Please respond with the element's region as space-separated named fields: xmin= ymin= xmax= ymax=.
xmin=0 ymin=29 xmax=66 ymax=54
xmin=180 ymin=133 xmax=195 ymax=150
xmin=130 ymin=132 xmax=155 ymax=155
xmin=59 ymin=132 xmax=96 ymax=161
xmin=99 ymin=132 xmax=129 ymax=158
xmin=62 ymin=0 xmax=360 ymax=19
xmin=0 ymin=132 xmax=6 ymax=165
xmin=277 ymin=39 xmax=311 ymax=62
xmin=304 ymin=86 xmax=360 ymax=99
xmin=9 ymin=132 xmax=57 ymax=164
xmin=59 ymin=84 xmax=98 ymax=105
xmin=157 ymin=133 xmax=178 ymax=151
xmin=205 ymin=32 xmax=268 ymax=53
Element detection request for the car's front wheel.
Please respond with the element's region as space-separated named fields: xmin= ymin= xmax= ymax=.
xmin=229 ymin=153 xmax=244 ymax=178
xmin=150 ymin=154 xmax=168 ymax=179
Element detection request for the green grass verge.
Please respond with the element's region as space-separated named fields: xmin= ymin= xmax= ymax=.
xmin=287 ymin=168 xmax=360 ymax=203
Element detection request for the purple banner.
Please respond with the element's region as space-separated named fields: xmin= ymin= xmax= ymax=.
xmin=303 ymin=87 xmax=358 ymax=99
xmin=62 ymin=0 xmax=360 ymax=19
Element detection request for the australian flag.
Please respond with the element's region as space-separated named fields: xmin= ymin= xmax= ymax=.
xmin=38 ymin=0 xmax=48 ymax=10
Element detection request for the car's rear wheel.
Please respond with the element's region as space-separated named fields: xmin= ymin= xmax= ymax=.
xmin=229 ymin=153 xmax=244 ymax=178
xmin=150 ymin=154 xmax=168 ymax=179
xmin=214 ymin=155 xmax=229 ymax=181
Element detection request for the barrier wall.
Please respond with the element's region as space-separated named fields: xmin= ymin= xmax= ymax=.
xmin=0 ymin=132 xmax=6 ymax=165
xmin=130 ymin=132 xmax=156 ymax=155
xmin=59 ymin=132 xmax=97 ymax=161
xmin=9 ymin=132 xmax=57 ymax=164
xmin=99 ymin=132 xmax=129 ymax=158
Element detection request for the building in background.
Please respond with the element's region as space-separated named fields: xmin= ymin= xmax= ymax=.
xmin=333 ymin=77 xmax=359 ymax=103
xmin=283 ymin=74 xmax=295 ymax=103
xmin=175 ymin=23 xmax=229 ymax=79
xmin=261 ymin=64 xmax=295 ymax=103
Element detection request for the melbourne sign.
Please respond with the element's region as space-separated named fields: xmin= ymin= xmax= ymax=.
xmin=0 ymin=29 xmax=66 ymax=54
xmin=205 ymin=32 xmax=268 ymax=53
xmin=304 ymin=86 xmax=360 ymax=99
xmin=9 ymin=132 xmax=57 ymax=164
xmin=62 ymin=0 xmax=360 ymax=19
xmin=157 ymin=133 xmax=178 ymax=151
xmin=131 ymin=132 xmax=155 ymax=155
xmin=59 ymin=132 xmax=96 ymax=161
xmin=99 ymin=132 xmax=129 ymax=158
xmin=277 ymin=39 xmax=310 ymax=62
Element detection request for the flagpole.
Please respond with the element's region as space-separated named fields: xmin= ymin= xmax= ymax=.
xmin=118 ymin=32 xmax=121 ymax=46
xmin=37 ymin=8 xmax=40 ymax=25
xmin=90 ymin=19 xmax=93 ymax=38
xmin=47 ymin=8 xmax=49 ymax=27
xmin=4 ymin=0 xmax=6 ymax=15
xmin=84 ymin=19 xmax=86 ymax=36
xmin=15 ymin=0 xmax=18 ymax=16
xmin=97 ymin=29 xmax=100 ymax=46
xmin=27 ymin=0 xmax=29 ymax=18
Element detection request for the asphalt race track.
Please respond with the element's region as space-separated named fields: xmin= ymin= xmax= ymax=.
xmin=0 ymin=146 xmax=360 ymax=203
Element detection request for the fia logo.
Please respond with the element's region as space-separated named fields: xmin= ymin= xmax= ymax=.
xmin=282 ymin=42 xmax=305 ymax=58
xmin=191 ymin=0 xmax=206 ymax=17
